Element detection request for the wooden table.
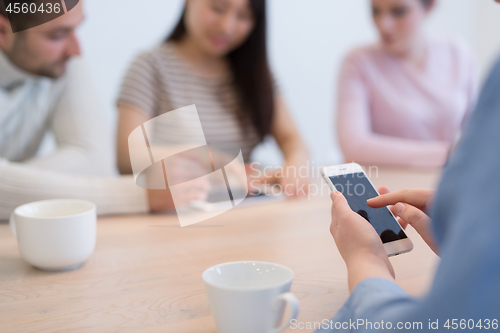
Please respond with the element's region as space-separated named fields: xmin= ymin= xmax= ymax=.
xmin=0 ymin=168 xmax=441 ymax=332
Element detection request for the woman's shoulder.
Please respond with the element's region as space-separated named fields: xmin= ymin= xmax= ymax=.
xmin=127 ymin=43 xmax=179 ymax=71
xmin=341 ymin=43 xmax=383 ymax=70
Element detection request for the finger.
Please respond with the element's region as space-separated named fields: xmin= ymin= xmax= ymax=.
xmin=393 ymin=203 xmax=429 ymax=229
xmin=367 ymin=189 xmax=432 ymax=210
xmin=299 ymin=180 xmax=309 ymax=196
xmin=330 ymin=190 xmax=346 ymax=204
xmin=373 ymin=186 xmax=391 ymax=207
xmin=283 ymin=182 xmax=296 ymax=198
xmin=282 ymin=178 xmax=308 ymax=198
xmin=398 ymin=219 xmax=409 ymax=230
xmin=245 ymin=163 xmax=259 ymax=175
xmin=388 ymin=205 xmax=408 ymax=229
xmin=330 ymin=191 xmax=343 ymax=230
xmin=196 ymin=180 xmax=211 ymax=193
xmin=330 ymin=191 xmax=352 ymax=221
xmin=191 ymin=190 xmax=208 ymax=201
xmin=252 ymin=172 xmax=279 ymax=185
xmin=389 ymin=206 xmax=408 ymax=230
xmin=378 ymin=186 xmax=391 ymax=195
xmin=393 ymin=202 xmax=438 ymax=253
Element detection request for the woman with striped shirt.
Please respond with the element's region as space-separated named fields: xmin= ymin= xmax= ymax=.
xmin=116 ymin=0 xmax=309 ymax=203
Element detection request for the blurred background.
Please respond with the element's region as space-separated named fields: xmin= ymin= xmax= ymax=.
xmin=77 ymin=0 xmax=500 ymax=167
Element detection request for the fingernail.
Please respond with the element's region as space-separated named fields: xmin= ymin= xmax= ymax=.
xmin=395 ymin=203 xmax=405 ymax=214
xmin=330 ymin=191 xmax=341 ymax=200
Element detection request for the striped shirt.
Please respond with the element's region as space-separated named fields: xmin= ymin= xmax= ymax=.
xmin=117 ymin=42 xmax=261 ymax=163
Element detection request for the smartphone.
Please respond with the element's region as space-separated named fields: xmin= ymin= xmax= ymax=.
xmin=321 ymin=163 xmax=413 ymax=257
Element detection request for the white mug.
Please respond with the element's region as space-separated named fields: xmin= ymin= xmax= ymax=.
xmin=9 ymin=199 xmax=96 ymax=271
xmin=203 ymin=261 xmax=300 ymax=333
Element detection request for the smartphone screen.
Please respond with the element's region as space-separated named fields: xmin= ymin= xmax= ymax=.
xmin=329 ymin=172 xmax=407 ymax=244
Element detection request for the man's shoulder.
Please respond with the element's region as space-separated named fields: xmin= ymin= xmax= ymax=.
xmin=52 ymin=56 xmax=95 ymax=94
xmin=62 ymin=56 xmax=90 ymax=81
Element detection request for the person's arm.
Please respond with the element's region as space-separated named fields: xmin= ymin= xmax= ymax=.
xmin=319 ymin=188 xmax=499 ymax=332
xmin=0 ymin=158 xmax=148 ymax=220
xmin=336 ymin=53 xmax=449 ymax=169
xmin=316 ymin=190 xmax=413 ymax=333
xmin=117 ymin=104 xmax=150 ymax=175
xmin=318 ymin=188 xmax=485 ymax=333
xmin=25 ymin=58 xmax=115 ymax=177
xmin=329 ymin=191 xmax=396 ymax=292
xmin=317 ymin=56 xmax=500 ymax=332
xmin=268 ymin=96 xmax=310 ymax=197
xmin=271 ymin=96 xmax=309 ymax=164
xmin=116 ymin=52 xmax=160 ymax=175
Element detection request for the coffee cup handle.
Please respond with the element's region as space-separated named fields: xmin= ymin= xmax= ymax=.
xmin=270 ymin=292 xmax=300 ymax=333
xmin=9 ymin=212 xmax=17 ymax=237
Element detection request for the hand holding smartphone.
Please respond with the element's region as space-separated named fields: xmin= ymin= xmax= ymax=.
xmin=322 ymin=163 xmax=413 ymax=257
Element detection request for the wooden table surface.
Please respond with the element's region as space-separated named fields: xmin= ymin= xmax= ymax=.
xmin=0 ymin=167 xmax=441 ymax=332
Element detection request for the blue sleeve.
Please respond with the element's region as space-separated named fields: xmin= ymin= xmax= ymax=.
xmin=316 ymin=55 xmax=500 ymax=333
xmin=316 ymin=278 xmax=418 ymax=332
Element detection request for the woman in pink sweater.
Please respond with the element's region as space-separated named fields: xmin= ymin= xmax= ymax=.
xmin=337 ymin=0 xmax=478 ymax=168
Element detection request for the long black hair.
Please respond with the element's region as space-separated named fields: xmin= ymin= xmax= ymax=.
xmin=167 ymin=0 xmax=274 ymax=141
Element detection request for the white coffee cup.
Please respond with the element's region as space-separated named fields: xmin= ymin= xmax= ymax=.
xmin=9 ymin=199 xmax=96 ymax=271
xmin=203 ymin=261 xmax=300 ymax=333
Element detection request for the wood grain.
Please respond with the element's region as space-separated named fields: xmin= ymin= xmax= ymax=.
xmin=0 ymin=168 xmax=440 ymax=332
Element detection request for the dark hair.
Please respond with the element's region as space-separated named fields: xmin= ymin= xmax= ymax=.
xmin=167 ymin=0 xmax=274 ymax=141
xmin=0 ymin=1 xmax=6 ymax=18
xmin=419 ymin=0 xmax=434 ymax=9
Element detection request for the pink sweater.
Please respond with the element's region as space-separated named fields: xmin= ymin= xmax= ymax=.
xmin=336 ymin=38 xmax=478 ymax=168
